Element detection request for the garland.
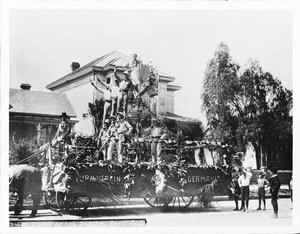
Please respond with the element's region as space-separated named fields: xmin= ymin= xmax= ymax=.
xmin=46 ymin=132 xmax=231 ymax=204
xmin=194 ymin=179 xmax=218 ymax=208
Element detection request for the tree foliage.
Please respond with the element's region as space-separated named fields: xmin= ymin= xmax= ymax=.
xmin=83 ymin=99 xmax=105 ymax=135
xmin=9 ymin=137 xmax=40 ymax=165
xmin=202 ymin=42 xmax=240 ymax=144
xmin=202 ymin=43 xmax=293 ymax=168
xmin=236 ymin=61 xmax=293 ymax=167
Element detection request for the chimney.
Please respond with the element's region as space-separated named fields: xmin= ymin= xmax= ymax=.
xmin=71 ymin=62 xmax=80 ymax=71
xmin=20 ymin=83 xmax=31 ymax=90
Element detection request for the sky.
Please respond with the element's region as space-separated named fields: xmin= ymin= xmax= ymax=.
xmin=9 ymin=8 xmax=293 ymax=125
xmin=2 ymin=4 xmax=300 ymax=233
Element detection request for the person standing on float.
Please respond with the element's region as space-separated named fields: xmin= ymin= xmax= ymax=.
xmin=115 ymin=112 xmax=133 ymax=163
xmin=128 ymin=54 xmax=142 ymax=85
xmin=150 ymin=118 xmax=167 ymax=164
xmin=97 ymin=119 xmax=111 ymax=160
xmin=52 ymin=112 xmax=72 ymax=161
xmin=107 ymin=115 xmax=118 ymax=161
xmin=90 ymin=72 xmax=119 ymax=123
xmin=116 ymin=70 xmax=134 ymax=116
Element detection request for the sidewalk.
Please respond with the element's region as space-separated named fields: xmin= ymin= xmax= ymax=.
xmin=9 ymin=183 xmax=291 ymax=211
xmin=10 ymin=198 xmax=293 ymax=228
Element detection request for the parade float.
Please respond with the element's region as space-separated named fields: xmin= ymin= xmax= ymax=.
xmin=40 ymin=139 xmax=232 ymax=213
xmin=10 ymin=55 xmax=233 ymax=214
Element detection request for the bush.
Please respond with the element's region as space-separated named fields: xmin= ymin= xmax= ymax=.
xmin=9 ymin=137 xmax=40 ymax=165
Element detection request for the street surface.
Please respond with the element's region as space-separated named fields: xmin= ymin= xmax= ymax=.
xmin=9 ymin=198 xmax=292 ymax=227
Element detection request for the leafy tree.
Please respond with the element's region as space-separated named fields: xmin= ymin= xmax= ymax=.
xmin=202 ymin=43 xmax=293 ymax=168
xmin=83 ymin=99 xmax=105 ymax=136
xmin=202 ymin=42 xmax=240 ymax=145
xmin=9 ymin=137 xmax=41 ymax=166
xmin=235 ymin=60 xmax=292 ymax=168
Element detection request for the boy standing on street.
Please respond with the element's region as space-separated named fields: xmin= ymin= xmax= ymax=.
xmin=238 ymin=168 xmax=252 ymax=212
xmin=257 ymin=173 xmax=269 ymax=210
xmin=231 ymin=172 xmax=241 ymax=211
xmin=268 ymin=168 xmax=281 ymax=218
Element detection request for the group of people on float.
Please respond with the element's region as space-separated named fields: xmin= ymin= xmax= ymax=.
xmin=97 ymin=114 xmax=168 ymax=164
xmin=90 ymin=54 xmax=158 ymax=124
xmin=53 ymin=53 xmax=166 ymax=164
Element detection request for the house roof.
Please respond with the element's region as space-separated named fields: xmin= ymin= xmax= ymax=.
xmin=46 ymin=51 xmax=176 ymax=90
xmin=162 ymin=112 xmax=200 ymax=123
xmin=9 ymin=89 xmax=77 ymax=117
xmin=167 ymin=82 xmax=181 ymax=91
xmin=162 ymin=112 xmax=203 ymax=140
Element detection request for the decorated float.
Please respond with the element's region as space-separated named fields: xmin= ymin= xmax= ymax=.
xmin=41 ymin=139 xmax=232 ymax=213
xmin=11 ymin=54 xmax=233 ymax=214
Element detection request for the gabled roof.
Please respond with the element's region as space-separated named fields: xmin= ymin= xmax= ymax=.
xmin=9 ymin=89 xmax=77 ymax=117
xmin=46 ymin=51 xmax=176 ymax=90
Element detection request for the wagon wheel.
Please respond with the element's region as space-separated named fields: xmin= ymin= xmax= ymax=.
xmin=170 ymin=195 xmax=194 ymax=209
xmin=56 ymin=191 xmax=69 ymax=212
xmin=143 ymin=197 xmax=173 ymax=207
xmin=9 ymin=192 xmax=21 ymax=214
xmin=9 ymin=192 xmax=19 ymax=207
xmin=44 ymin=190 xmax=61 ymax=212
xmin=65 ymin=193 xmax=92 ymax=211
xmin=144 ymin=195 xmax=194 ymax=209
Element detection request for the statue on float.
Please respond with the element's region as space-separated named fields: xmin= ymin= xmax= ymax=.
xmin=126 ymin=54 xmax=159 ymax=115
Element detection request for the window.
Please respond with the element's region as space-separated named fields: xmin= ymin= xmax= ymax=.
xmin=166 ymin=94 xmax=174 ymax=113
xmin=159 ymin=87 xmax=166 ymax=112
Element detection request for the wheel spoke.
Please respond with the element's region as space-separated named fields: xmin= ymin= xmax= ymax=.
xmin=76 ymin=197 xmax=85 ymax=205
xmin=66 ymin=194 xmax=91 ymax=211
xmin=181 ymin=196 xmax=187 ymax=206
xmin=45 ymin=192 xmax=61 ymax=212
xmin=144 ymin=195 xmax=194 ymax=209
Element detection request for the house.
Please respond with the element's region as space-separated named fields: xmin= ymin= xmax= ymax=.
xmin=9 ymin=84 xmax=77 ymax=145
xmin=46 ymin=51 xmax=181 ymax=135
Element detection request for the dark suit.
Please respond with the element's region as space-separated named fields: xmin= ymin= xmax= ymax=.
xmin=268 ymin=175 xmax=281 ymax=215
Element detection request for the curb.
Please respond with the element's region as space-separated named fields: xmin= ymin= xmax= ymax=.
xmin=10 ymin=194 xmax=291 ymax=211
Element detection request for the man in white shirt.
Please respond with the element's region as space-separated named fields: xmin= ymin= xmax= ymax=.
xmin=238 ymin=168 xmax=252 ymax=212
xmin=117 ymin=70 xmax=135 ymax=116
xmin=90 ymin=74 xmax=119 ymax=124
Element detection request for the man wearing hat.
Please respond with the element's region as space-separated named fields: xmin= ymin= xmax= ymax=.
xmin=52 ymin=112 xmax=72 ymax=160
xmin=268 ymin=168 xmax=281 ymax=218
xmin=97 ymin=119 xmax=111 ymax=160
xmin=117 ymin=69 xmax=134 ymax=116
xmin=115 ymin=112 xmax=133 ymax=163
xmin=238 ymin=168 xmax=252 ymax=212
xmin=54 ymin=112 xmax=71 ymax=145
